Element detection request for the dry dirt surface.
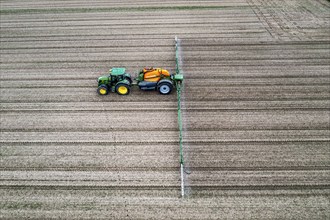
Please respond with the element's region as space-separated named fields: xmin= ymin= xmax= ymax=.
xmin=1 ymin=0 xmax=330 ymax=219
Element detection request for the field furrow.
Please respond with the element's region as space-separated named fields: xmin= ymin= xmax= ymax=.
xmin=1 ymin=0 xmax=329 ymax=219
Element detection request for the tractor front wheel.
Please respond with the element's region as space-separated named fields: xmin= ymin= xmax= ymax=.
xmin=97 ymin=84 xmax=108 ymax=95
xmin=115 ymin=83 xmax=130 ymax=95
xmin=157 ymin=81 xmax=173 ymax=95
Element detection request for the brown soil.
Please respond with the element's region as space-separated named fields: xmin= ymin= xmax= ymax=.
xmin=1 ymin=0 xmax=329 ymax=219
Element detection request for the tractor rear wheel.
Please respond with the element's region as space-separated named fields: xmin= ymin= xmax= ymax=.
xmin=97 ymin=84 xmax=108 ymax=95
xmin=157 ymin=81 xmax=173 ymax=95
xmin=115 ymin=83 xmax=130 ymax=95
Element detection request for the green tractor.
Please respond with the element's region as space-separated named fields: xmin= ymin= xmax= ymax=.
xmin=97 ymin=67 xmax=183 ymax=95
xmin=97 ymin=68 xmax=132 ymax=95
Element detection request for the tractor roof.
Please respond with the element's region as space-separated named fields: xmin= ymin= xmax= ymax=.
xmin=109 ymin=68 xmax=126 ymax=76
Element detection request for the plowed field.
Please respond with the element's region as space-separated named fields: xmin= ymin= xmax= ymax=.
xmin=1 ymin=0 xmax=329 ymax=219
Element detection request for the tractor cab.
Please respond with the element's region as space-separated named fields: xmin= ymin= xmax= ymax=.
xmin=109 ymin=68 xmax=133 ymax=83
